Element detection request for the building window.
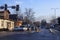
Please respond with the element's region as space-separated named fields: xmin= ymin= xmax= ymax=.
xmin=1 ymin=21 xmax=4 ymax=27
xmin=7 ymin=22 xmax=11 ymax=28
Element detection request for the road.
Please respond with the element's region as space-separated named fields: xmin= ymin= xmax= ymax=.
xmin=0 ymin=29 xmax=60 ymax=40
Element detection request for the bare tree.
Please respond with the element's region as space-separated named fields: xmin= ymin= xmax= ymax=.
xmin=24 ymin=8 xmax=35 ymax=22
xmin=14 ymin=8 xmax=24 ymax=20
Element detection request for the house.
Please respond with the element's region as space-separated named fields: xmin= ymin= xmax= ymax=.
xmin=0 ymin=10 xmax=14 ymax=31
xmin=15 ymin=20 xmax=22 ymax=27
xmin=9 ymin=14 xmax=18 ymax=21
xmin=0 ymin=9 xmax=22 ymax=30
xmin=0 ymin=10 xmax=10 ymax=19
xmin=0 ymin=19 xmax=14 ymax=31
xmin=9 ymin=14 xmax=22 ymax=27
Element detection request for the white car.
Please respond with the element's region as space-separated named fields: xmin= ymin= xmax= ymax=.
xmin=23 ymin=27 xmax=28 ymax=31
xmin=14 ymin=26 xmax=28 ymax=31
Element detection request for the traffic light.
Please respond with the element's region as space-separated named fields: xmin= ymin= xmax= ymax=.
xmin=16 ymin=5 xmax=19 ymax=11
xmin=5 ymin=4 xmax=7 ymax=10
xmin=0 ymin=4 xmax=19 ymax=11
xmin=0 ymin=6 xmax=4 ymax=9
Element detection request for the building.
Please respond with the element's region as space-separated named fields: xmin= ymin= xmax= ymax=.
xmin=9 ymin=14 xmax=22 ymax=27
xmin=9 ymin=14 xmax=18 ymax=21
xmin=0 ymin=9 xmax=22 ymax=30
xmin=0 ymin=19 xmax=14 ymax=31
xmin=15 ymin=20 xmax=22 ymax=27
xmin=0 ymin=10 xmax=10 ymax=19
xmin=0 ymin=10 xmax=14 ymax=31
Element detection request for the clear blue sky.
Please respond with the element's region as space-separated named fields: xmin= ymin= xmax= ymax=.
xmin=0 ymin=0 xmax=60 ymax=18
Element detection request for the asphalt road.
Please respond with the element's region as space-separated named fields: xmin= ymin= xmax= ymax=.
xmin=0 ymin=29 xmax=60 ymax=40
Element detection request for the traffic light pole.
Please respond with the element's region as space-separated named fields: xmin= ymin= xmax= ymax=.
xmin=0 ymin=4 xmax=19 ymax=11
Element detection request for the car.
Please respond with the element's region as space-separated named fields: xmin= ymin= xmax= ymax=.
xmin=23 ymin=27 xmax=28 ymax=31
xmin=50 ymin=25 xmax=54 ymax=29
xmin=20 ymin=25 xmax=28 ymax=31
xmin=13 ymin=27 xmax=24 ymax=31
xmin=14 ymin=26 xmax=28 ymax=31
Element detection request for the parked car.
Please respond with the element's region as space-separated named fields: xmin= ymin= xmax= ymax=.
xmin=50 ymin=25 xmax=54 ymax=29
xmin=20 ymin=25 xmax=28 ymax=31
xmin=13 ymin=27 xmax=23 ymax=31
xmin=14 ymin=26 xmax=28 ymax=31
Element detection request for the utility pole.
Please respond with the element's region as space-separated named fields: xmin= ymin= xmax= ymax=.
xmin=51 ymin=8 xmax=59 ymax=18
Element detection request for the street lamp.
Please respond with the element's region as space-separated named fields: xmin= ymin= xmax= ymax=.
xmin=51 ymin=8 xmax=59 ymax=18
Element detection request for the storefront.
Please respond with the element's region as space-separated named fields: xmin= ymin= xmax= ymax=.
xmin=0 ymin=19 xmax=14 ymax=31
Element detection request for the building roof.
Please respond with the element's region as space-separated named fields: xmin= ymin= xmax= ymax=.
xmin=7 ymin=10 xmax=10 ymax=13
xmin=0 ymin=10 xmax=10 ymax=14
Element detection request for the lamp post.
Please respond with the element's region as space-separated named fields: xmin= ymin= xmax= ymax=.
xmin=51 ymin=8 xmax=59 ymax=18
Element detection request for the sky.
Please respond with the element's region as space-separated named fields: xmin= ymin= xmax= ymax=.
xmin=0 ymin=0 xmax=60 ymax=22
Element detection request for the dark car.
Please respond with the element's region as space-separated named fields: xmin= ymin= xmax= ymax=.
xmin=14 ymin=26 xmax=28 ymax=31
xmin=14 ymin=27 xmax=23 ymax=31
